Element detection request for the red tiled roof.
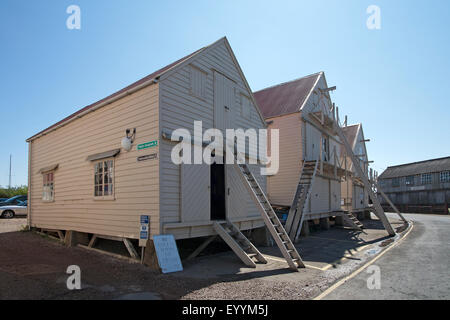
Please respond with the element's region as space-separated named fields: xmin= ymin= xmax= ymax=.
xmin=253 ymin=72 xmax=321 ymax=119
xmin=27 ymin=47 xmax=204 ymax=141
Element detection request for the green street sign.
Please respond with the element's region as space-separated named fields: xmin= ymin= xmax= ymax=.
xmin=137 ymin=140 xmax=158 ymax=150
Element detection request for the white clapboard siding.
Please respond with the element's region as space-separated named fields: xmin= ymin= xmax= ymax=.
xmin=29 ymin=84 xmax=160 ymax=239
xmin=354 ymin=185 xmax=365 ymax=209
xmin=330 ymin=180 xmax=341 ymax=211
xmin=158 ymin=39 xmax=266 ymax=232
xmin=309 ymin=177 xmax=330 ymax=213
xmin=266 ymin=113 xmax=303 ymax=206
xmin=181 ymin=162 xmax=210 ymax=223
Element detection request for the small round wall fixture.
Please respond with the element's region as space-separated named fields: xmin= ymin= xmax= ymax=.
xmin=121 ymin=137 xmax=132 ymax=152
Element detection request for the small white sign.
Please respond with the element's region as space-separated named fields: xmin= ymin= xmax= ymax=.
xmin=139 ymin=215 xmax=150 ymax=247
xmin=153 ymin=235 xmax=183 ymax=274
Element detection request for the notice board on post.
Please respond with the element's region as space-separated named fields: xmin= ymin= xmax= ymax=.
xmin=153 ymin=235 xmax=183 ymax=274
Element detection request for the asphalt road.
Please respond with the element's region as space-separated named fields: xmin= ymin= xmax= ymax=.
xmin=323 ymin=213 xmax=450 ymax=300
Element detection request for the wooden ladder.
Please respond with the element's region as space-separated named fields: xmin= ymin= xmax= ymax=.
xmin=233 ymin=160 xmax=305 ymax=271
xmin=332 ymin=121 xmax=396 ymax=236
xmin=213 ymin=221 xmax=267 ymax=268
xmin=341 ymin=211 xmax=364 ymax=230
xmin=285 ymin=160 xmax=319 ymax=241
xmin=373 ymin=181 xmax=407 ymax=223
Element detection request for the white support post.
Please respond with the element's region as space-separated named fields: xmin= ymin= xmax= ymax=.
xmin=332 ymin=121 xmax=395 ymax=236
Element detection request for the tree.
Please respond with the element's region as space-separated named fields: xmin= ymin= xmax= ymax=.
xmin=0 ymin=186 xmax=28 ymax=199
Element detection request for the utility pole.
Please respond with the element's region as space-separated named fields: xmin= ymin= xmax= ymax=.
xmin=9 ymin=154 xmax=12 ymax=189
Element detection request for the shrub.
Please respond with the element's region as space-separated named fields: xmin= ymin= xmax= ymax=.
xmin=0 ymin=186 xmax=28 ymax=199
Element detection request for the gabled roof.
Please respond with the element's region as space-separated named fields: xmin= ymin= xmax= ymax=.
xmin=253 ymin=72 xmax=321 ymax=119
xmin=28 ymin=36 xmax=266 ymax=142
xmin=342 ymin=124 xmax=361 ymax=150
xmin=27 ymin=47 xmax=205 ymax=142
xmin=378 ymin=156 xmax=450 ymax=179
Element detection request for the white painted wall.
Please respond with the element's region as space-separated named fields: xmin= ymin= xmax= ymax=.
xmin=158 ymin=39 xmax=266 ymax=239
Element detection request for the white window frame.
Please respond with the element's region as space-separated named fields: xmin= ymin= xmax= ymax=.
xmin=42 ymin=171 xmax=55 ymax=202
xmin=405 ymin=175 xmax=414 ymax=186
xmin=94 ymin=159 xmax=115 ymax=200
xmin=322 ymin=136 xmax=330 ymax=162
xmin=440 ymin=171 xmax=450 ymax=183
xmin=421 ymin=173 xmax=432 ymax=185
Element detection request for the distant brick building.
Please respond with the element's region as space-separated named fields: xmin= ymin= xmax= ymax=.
xmin=377 ymin=157 xmax=450 ymax=214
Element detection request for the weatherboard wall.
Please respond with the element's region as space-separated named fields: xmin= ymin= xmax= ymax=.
xmin=264 ymin=72 xmax=343 ymax=213
xmin=28 ymin=84 xmax=160 ymax=239
xmin=158 ymin=40 xmax=266 ymax=239
xmin=266 ymin=112 xmax=303 ymax=206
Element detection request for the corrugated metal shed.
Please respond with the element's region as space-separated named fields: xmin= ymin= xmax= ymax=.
xmin=254 ymin=72 xmax=321 ymax=119
xmin=379 ymin=157 xmax=450 ymax=179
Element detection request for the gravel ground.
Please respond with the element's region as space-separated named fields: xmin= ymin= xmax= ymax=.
xmin=0 ymin=216 xmax=410 ymax=300
xmin=180 ymin=232 xmax=400 ymax=300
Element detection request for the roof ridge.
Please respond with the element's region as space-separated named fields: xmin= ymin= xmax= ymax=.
xmin=386 ymin=156 xmax=450 ymax=169
xmin=27 ymin=38 xmax=222 ymax=142
xmin=343 ymin=123 xmax=361 ymax=128
xmin=254 ymin=71 xmax=322 ymax=94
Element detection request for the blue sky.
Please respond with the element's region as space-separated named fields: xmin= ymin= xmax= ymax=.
xmin=0 ymin=0 xmax=449 ymax=187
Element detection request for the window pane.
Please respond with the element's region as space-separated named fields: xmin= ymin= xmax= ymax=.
xmin=95 ymin=186 xmax=102 ymax=197
xmin=405 ymin=176 xmax=414 ymax=185
xmin=94 ymin=160 xmax=114 ymax=197
xmin=421 ymin=173 xmax=431 ymax=185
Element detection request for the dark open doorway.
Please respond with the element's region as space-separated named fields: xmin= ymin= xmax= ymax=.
xmin=210 ymin=161 xmax=226 ymax=220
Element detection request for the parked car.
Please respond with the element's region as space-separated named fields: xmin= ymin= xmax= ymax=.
xmin=0 ymin=195 xmax=27 ymax=207
xmin=0 ymin=200 xmax=27 ymax=219
xmin=0 ymin=198 xmax=8 ymax=202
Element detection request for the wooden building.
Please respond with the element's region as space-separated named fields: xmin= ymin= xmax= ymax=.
xmin=26 ymin=37 xmax=269 ymax=247
xmin=340 ymin=123 xmax=371 ymax=217
xmin=378 ymin=157 xmax=450 ymax=214
xmin=253 ymin=72 xmax=347 ymax=225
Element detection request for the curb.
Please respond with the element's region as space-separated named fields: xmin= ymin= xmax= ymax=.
xmin=313 ymin=220 xmax=414 ymax=300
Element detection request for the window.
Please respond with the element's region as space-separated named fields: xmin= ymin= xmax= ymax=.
xmin=190 ymin=66 xmax=207 ymax=99
xmin=440 ymin=171 xmax=450 ymax=183
xmin=405 ymin=175 xmax=414 ymax=186
xmin=421 ymin=173 xmax=432 ymax=185
xmin=94 ymin=160 xmax=114 ymax=198
xmin=392 ymin=178 xmax=400 ymax=187
xmin=241 ymin=94 xmax=251 ymax=119
xmin=322 ymin=136 xmax=330 ymax=162
xmin=43 ymin=172 xmax=54 ymax=201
